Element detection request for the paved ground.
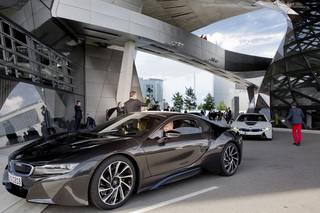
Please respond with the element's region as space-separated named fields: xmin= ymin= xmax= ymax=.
xmin=1 ymin=127 xmax=320 ymax=213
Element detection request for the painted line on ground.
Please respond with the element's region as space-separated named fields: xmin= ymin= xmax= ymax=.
xmin=129 ymin=186 xmax=219 ymax=213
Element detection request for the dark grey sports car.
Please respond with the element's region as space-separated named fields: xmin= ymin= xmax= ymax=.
xmin=3 ymin=112 xmax=242 ymax=210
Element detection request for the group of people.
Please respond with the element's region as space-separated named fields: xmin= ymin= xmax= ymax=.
xmin=208 ymin=107 xmax=232 ymax=123
xmin=74 ymin=93 xmax=306 ymax=147
xmin=200 ymin=35 xmax=207 ymax=40
xmin=74 ymin=91 xmax=154 ymax=130
xmin=115 ymin=91 xmax=151 ymax=117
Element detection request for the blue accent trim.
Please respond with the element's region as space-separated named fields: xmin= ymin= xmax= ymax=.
xmin=150 ymin=167 xmax=201 ymax=190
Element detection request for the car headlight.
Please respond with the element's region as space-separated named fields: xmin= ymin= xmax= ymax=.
xmin=261 ymin=128 xmax=270 ymax=131
xmin=232 ymin=127 xmax=240 ymax=131
xmin=33 ymin=163 xmax=79 ymax=175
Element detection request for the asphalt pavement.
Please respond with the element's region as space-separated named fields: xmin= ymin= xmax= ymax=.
xmin=1 ymin=126 xmax=320 ymax=213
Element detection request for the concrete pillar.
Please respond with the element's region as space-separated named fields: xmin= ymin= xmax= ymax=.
xmin=247 ymin=86 xmax=256 ymax=113
xmin=116 ymin=41 xmax=136 ymax=103
xmin=232 ymin=96 xmax=239 ymax=120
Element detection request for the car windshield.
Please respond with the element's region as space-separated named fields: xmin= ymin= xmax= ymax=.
xmin=89 ymin=113 xmax=162 ymax=137
xmin=237 ymin=114 xmax=267 ymax=122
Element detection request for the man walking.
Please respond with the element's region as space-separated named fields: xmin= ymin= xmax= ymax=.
xmin=281 ymin=101 xmax=305 ymax=146
xmin=124 ymin=91 xmax=150 ymax=113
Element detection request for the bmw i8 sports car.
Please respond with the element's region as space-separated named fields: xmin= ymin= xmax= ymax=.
xmin=3 ymin=112 xmax=242 ymax=210
xmin=231 ymin=113 xmax=273 ymax=140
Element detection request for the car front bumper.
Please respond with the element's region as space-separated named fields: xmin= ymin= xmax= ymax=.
xmin=238 ymin=129 xmax=272 ymax=139
xmin=2 ymin=162 xmax=95 ymax=206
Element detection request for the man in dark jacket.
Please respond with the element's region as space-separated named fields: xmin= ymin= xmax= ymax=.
xmin=116 ymin=102 xmax=124 ymax=116
xmin=74 ymin=100 xmax=83 ymax=130
xmin=124 ymin=91 xmax=150 ymax=113
xmin=281 ymin=101 xmax=305 ymax=146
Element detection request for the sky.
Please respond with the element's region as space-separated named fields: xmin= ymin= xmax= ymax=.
xmin=135 ymin=8 xmax=287 ymax=80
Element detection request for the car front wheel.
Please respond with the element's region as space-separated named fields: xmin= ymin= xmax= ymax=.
xmin=220 ymin=143 xmax=240 ymax=176
xmin=89 ymin=155 xmax=136 ymax=210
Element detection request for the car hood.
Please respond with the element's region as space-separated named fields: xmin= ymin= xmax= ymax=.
xmin=232 ymin=121 xmax=270 ymax=128
xmin=9 ymin=131 xmax=136 ymax=162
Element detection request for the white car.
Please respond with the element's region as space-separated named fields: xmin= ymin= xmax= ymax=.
xmin=231 ymin=113 xmax=273 ymax=140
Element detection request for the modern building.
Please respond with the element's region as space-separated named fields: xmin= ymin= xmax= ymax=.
xmin=0 ymin=0 xmax=319 ymax=148
xmin=139 ymin=77 xmax=163 ymax=109
xmin=255 ymin=0 xmax=320 ymax=129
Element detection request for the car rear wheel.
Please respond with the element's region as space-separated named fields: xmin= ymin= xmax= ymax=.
xmin=89 ymin=155 xmax=136 ymax=210
xmin=220 ymin=143 xmax=239 ymax=176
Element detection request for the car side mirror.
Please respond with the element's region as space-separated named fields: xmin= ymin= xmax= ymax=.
xmin=165 ymin=132 xmax=181 ymax=138
xmin=157 ymin=131 xmax=181 ymax=145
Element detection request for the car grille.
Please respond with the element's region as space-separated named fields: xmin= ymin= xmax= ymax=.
xmin=241 ymin=128 xmax=262 ymax=132
xmin=8 ymin=159 xmax=33 ymax=176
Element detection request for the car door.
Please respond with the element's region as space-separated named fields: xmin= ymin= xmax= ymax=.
xmin=142 ymin=118 xmax=210 ymax=176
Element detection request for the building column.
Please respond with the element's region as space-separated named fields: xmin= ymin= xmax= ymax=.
xmin=247 ymin=86 xmax=256 ymax=113
xmin=116 ymin=41 xmax=136 ymax=104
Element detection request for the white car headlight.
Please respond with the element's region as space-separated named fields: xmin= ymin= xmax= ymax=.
xmin=33 ymin=163 xmax=79 ymax=175
xmin=261 ymin=127 xmax=270 ymax=131
xmin=232 ymin=127 xmax=240 ymax=131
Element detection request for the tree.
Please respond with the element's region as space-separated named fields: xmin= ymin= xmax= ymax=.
xmin=184 ymin=87 xmax=197 ymax=110
xmin=203 ymin=93 xmax=215 ymax=111
xmin=217 ymin=100 xmax=227 ymax=111
xmin=172 ymin=92 xmax=184 ymax=111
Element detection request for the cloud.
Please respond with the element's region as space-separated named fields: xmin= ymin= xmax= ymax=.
xmin=195 ymin=8 xmax=287 ymax=57
xmin=0 ymin=96 xmax=24 ymax=116
xmin=207 ymin=31 xmax=285 ymax=57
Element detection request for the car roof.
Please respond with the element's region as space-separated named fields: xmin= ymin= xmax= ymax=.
xmin=240 ymin=113 xmax=263 ymax=115
xmin=129 ymin=111 xmax=196 ymax=119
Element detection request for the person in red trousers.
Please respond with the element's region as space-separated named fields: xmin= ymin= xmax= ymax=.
xmin=281 ymin=101 xmax=305 ymax=146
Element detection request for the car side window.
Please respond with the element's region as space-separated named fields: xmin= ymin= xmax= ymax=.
xmin=173 ymin=119 xmax=201 ymax=135
xmin=198 ymin=120 xmax=210 ymax=133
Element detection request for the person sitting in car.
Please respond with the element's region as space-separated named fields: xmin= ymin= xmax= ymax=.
xmin=163 ymin=121 xmax=174 ymax=133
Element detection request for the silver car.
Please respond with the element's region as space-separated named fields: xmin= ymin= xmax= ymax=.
xmin=231 ymin=113 xmax=273 ymax=140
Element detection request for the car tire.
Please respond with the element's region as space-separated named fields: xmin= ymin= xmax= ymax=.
xmin=89 ymin=155 xmax=136 ymax=210
xmin=220 ymin=143 xmax=240 ymax=176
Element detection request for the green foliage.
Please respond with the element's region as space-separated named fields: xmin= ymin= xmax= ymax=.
xmin=197 ymin=103 xmax=203 ymax=110
xmin=217 ymin=100 xmax=227 ymax=111
xmin=184 ymin=87 xmax=197 ymax=110
xmin=172 ymin=92 xmax=184 ymax=110
xmin=203 ymin=93 xmax=215 ymax=111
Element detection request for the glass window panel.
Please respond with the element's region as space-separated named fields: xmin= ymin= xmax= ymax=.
xmin=285 ymin=42 xmax=301 ymax=56
xmin=13 ymin=28 xmax=26 ymax=44
xmin=286 ymin=55 xmax=308 ymax=71
xmin=271 ymin=60 xmax=285 ymax=76
xmin=0 ymin=80 xmax=84 ymax=147
xmin=304 ymin=52 xmax=320 ymax=67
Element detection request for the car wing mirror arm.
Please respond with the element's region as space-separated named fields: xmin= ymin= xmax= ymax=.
xmin=157 ymin=137 xmax=167 ymax=145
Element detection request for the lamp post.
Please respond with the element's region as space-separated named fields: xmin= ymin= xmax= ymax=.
xmin=163 ymin=99 xmax=165 ymax=111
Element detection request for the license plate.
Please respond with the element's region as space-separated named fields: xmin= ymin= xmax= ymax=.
xmin=8 ymin=172 xmax=22 ymax=187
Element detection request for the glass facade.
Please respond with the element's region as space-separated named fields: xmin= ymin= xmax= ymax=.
xmin=0 ymin=80 xmax=83 ymax=146
xmin=258 ymin=0 xmax=320 ymax=129
xmin=0 ymin=0 xmax=84 ymax=147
